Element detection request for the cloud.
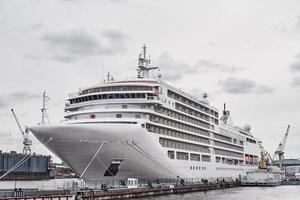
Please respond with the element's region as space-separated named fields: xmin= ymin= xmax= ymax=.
xmin=0 ymin=102 xmax=6 ymax=109
xmin=154 ymin=53 xmax=243 ymax=81
xmin=219 ymin=77 xmax=256 ymax=94
xmin=202 ymin=42 xmax=215 ymax=47
xmin=296 ymin=16 xmax=300 ymax=30
xmin=195 ymin=59 xmax=243 ymax=73
xmin=0 ymin=91 xmax=40 ymax=110
xmin=291 ymin=76 xmax=300 ymax=87
xmin=154 ymin=52 xmax=196 ymax=81
xmin=271 ymin=16 xmax=300 ymax=34
xmin=41 ymin=29 xmax=128 ymax=63
xmin=29 ymin=23 xmax=44 ymax=31
xmin=219 ymin=77 xmax=274 ymax=94
xmin=255 ymin=85 xmax=274 ymax=94
xmin=289 ymin=54 xmax=300 ymax=72
xmin=271 ymin=24 xmax=289 ymax=33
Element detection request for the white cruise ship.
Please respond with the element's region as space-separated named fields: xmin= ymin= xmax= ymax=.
xmin=30 ymin=45 xmax=261 ymax=183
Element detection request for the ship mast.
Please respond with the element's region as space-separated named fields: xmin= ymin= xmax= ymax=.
xmin=137 ymin=45 xmax=158 ymax=79
xmin=40 ymin=91 xmax=50 ymax=125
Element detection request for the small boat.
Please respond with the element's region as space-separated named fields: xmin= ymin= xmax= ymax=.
xmin=282 ymin=173 xmax=300 ymax=185
xmin=241 ymin=152 xmax=284 ymax=186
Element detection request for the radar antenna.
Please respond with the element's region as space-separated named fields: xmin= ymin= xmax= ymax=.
xmin=106 ymin=72 xmax=114 ymax=83
xmin=220 ymin=103 xmax=230 ymax=124
xmin=137 ymin=44 xmax=158 ymax=78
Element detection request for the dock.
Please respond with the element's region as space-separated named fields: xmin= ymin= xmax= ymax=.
xmin=0 ymin=181 xmax=240 ymax=200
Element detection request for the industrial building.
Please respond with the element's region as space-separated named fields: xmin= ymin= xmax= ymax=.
xmin=273 ymin=159 xmax=300 ymax=177
xmin=0 ymin=150 xmax=50 ymax=180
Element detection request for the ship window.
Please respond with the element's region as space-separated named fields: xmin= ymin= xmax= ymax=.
xmin=202 ymin=155 xmax=211 ymax=162
xmin=92 ymin=95 xmax=97 ymax=100
xmin=90 ymin=114 xmax=96 ymax=119
xmin=122 ymin=104 xmax=128 ymax=109
xmin=190 ymin=153 xmax=200 ymax=161
xmin=120 ymin=94 xmax=125 ymax=99
xmin=135 ymin=114 xmax=141 ymax=119
xmin=116 ymin=114 xmax=122 ymax=118
xmin=176 ymin=152 xmax=189 ymax=160
xmin=167 ymin=151 xmax=175 ymax=159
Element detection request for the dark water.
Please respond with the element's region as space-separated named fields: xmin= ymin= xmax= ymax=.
xmin=143 ymin=186 xmax=300 ymax=200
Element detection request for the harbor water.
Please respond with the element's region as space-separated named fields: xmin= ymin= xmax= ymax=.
xmin=142 ymin=186 xmax=300 ymax=200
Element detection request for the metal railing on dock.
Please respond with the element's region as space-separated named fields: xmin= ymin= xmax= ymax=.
xmin=0 ymin=178 xmax=240 ymax=200
xmin=76 ymin=180 xmax=240 ymax=200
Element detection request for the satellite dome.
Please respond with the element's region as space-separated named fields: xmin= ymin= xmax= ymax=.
xmin=243 ymin=124 xmax=251 ymax=132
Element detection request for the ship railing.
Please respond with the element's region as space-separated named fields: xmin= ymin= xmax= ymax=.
xmin=68 ymin=92 xmax=79 ymax=98
xmin=48 ymin=177 xmax=239 ymax=191
xmin=65 ymin=98 xmax=161 ymax=109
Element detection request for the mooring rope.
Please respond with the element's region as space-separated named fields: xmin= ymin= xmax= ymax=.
xmin=79 ymin=142 xmax=104 ymax=180
xmin=88 ymin=143 xmax=114 ymax=177
xmin=128 ymin=143 xmax=178 ymax=178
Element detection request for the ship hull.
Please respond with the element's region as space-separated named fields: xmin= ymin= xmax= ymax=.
xmin=30 ymin=121 xmax=255 ymax=182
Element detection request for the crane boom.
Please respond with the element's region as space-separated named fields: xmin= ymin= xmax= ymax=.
xmin=275 ymin=125 xmax=290 ymax=153
xmin=258 ymin=141 xmax=273 ymax=164
xmin=273 ymin=124 xmax=290 ymax=161
xmin=11 ymin=109 xmax=25 ymax=136
xmin=10 ymin=109 xmax=32 ymax=154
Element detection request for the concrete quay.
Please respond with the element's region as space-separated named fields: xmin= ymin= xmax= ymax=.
xmin=0 ymin=181 xmax=240 ymax=200
xmin=76 ymin=181 xmax=240 ymax=200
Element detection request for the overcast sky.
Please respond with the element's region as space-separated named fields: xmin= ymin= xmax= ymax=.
xmin=0 ymin=0 xmax=299 ymax=162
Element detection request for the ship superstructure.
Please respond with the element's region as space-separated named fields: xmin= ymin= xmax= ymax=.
xmin=30 ymin=46 xmax=260 ymax=182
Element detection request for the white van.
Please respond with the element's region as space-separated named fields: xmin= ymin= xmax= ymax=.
xmin=127 ymin=178 xmax=138 ymax=188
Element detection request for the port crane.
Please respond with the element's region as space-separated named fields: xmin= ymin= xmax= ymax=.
xmin=11 ymin=109 xmax=32 ymax=154
xmin=273 ymin=125 xmax=290 ymax=161
xmin=258 ymin=141 xmax=273 ymax=165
